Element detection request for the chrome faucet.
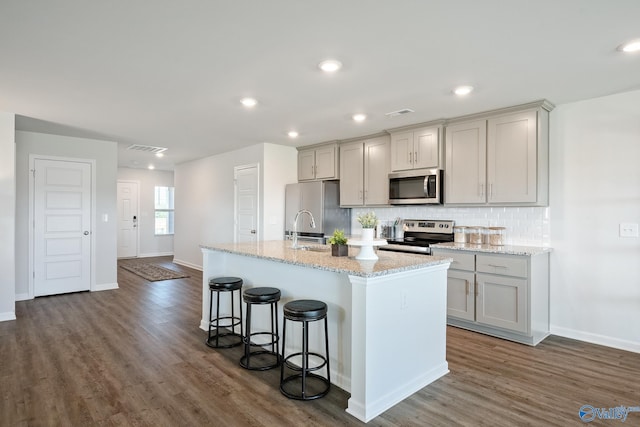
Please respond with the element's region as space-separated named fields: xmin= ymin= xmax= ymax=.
xmin=292 ymin=209 xmax=316 ymax=248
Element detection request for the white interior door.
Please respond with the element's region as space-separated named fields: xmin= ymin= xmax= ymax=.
xmin=34 ymin=159 xmax=91 ymax=296
xmin=117 ymin=180 xmax=139 ymax=258
xmin=234 ymin=164 xmax=259 ymax=243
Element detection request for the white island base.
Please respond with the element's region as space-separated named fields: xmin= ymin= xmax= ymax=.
xmin=200 ymin=242 xmax=451 ymax=423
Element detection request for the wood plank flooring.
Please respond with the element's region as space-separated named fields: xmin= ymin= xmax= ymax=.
xmin=1 ymin=256 xmax=639 ymax=426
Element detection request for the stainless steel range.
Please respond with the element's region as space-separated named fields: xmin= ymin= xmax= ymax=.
xmin=379 ymin=219 xmax=454 ymax=255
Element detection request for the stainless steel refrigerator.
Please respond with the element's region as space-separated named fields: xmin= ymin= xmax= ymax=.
xmin=285 ymin=180 xmax=351 ymax=244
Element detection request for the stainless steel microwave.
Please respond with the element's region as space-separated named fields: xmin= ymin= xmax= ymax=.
xmin=388 ymin=169 xmax=443 ymax=205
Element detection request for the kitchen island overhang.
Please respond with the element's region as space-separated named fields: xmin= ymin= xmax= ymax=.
xmin=200 ymin=241 xmax=452 ymax=423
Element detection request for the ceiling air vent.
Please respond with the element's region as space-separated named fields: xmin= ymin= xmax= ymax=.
xmin=127 ymin=144 xmax=167 ymax=154
xmin=385 ymin=108 xmax=415 ymax=117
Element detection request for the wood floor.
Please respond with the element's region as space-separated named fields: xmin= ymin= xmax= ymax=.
xmin=1 ymin=257 xmax=638 ymax=426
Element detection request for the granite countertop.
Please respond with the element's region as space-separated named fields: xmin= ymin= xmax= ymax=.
xmin=201 ymin=240 xmax=452 ymax=278
xmin=431 ymin=242 xmax=552 ymax=256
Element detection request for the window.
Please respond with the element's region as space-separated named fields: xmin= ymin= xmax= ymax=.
xmin=154 ymin=186 xmax=174 ymax=235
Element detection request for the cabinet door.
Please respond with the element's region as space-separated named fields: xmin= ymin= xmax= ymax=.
xmin=447 ymin=270 xmax=475 ymax=321
xmin=339 ymin=141 xmax=364 ymax=206
xmin=445 ymin=120 xmax=487 ymax=204
xmin=314 ymin=145 xmax=337 ymax=179
xmin=298 ymin=150 xmax=316 ymax=181
xmin=487 ymin=111 xmax=537 ymax=203
xmin=413 ymin=127 xmax=440 ymax=169
xmin=364 ymin=136 xmax=390 ymax=205
xmin=390 ymin=132 xmax=413 ymax=171
xmin=476 ymin=273 xmax=528 ymax=334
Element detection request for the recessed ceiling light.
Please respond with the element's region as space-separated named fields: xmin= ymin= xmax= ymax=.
xmin=453 ymin=85 xmax=474 ymax=96
xmin=155 ymin=152 xmax=164 ymax=158
xmin=240 ymin=97 xmax=258 ymax=107
xmin=318 ymin=59 xmax=342 ymax=73
xmin=617 ymin=39 xmax=640 ymax=52
xmin=352 ymin=113 xmax=367 ymax=122
xmin=288 ymin=130 xmax=299 ymax=138
xmin=148 ymin=165 xmax=155 ymax=170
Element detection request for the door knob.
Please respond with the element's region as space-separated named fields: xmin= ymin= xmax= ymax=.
xmin=83 ymin=231 xmax=89 ymax=235
xmin=250 ymin=229 xmax=256 ymax=234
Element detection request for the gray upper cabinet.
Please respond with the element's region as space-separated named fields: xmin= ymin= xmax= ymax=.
xmin=297 ymin=143 xmax=339 ymax=181
xmin=444 ymin=120 xmax=487 ymax=204
xmin=339 ymin=135 xmax=390 ymax=206
xmin=444 ymin=101 xmax=552 ymax=206
xmin=390 ymin=126 xmax=442 ymax=171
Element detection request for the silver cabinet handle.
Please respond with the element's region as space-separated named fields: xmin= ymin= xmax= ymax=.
xmin=409 ymin=152 xmax=412 ymax=164
xmin=487 ymin=264 xmax=508 ymax=269
xmin=414 ymin=151 xmax=418 ymax=164
xmin=83 ymin=231 xmax=89 ymax=235
xmin=250 ymin=229 xmax=256 ymax=234
xmin=479 ymin=183 xmax=485 ymax=197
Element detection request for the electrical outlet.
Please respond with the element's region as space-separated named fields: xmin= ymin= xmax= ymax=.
xmin=619 ymin=223 xmax=639 ymax=238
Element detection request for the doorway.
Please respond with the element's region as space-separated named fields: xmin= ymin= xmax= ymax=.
xmin=234 ymin=164 xmax=259 ymax=243
xmin=30 ymin=157 xmax=93 ymax=297
xmin=117 ymin=180 xmax=140 ymax=258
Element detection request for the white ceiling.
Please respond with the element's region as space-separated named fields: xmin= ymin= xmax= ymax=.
xmin=1 ymin=1 xmax=639 ymax=171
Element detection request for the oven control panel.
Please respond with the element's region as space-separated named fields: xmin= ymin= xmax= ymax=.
xmin=403 ymin=219 xmax=454 ymax=234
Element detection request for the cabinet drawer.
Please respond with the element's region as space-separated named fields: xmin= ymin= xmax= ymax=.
xmin=477 ymin=254 xmax=527 ymax=278
xmin=447 ymin=252 xmax=475 ymax=271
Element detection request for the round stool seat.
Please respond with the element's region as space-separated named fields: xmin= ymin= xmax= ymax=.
xmin=283 ymin=300 xmax=327 ymax=321
xmin=206 ymin=276 xmax=243 ymax=349
xmin=280 ymin=299 xmax=330 ymax=400
xmin=243 ymin=287 xmax=281 ymax=304
xmin=209 ymin=276 xmax=243 ymax=291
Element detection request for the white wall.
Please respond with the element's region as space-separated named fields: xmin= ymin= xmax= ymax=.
xmin=548 ymin=90 xmax=640 ymax=352
xmin=173 ymin=144 xmax=265 ymax=268
xmin=173 ymin=143 xmax=297 ymax=269
xmin=15 ymin=131 xmax=119 ymax=298
xmin=262 ymin=143 xmax=298 ymax=240
xmin=117 ymin=168 xmax=175 ymax=257
xmin=0 ymin=112 xmax=16 ymax=321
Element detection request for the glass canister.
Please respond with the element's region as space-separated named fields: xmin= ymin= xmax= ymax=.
xmin=453 ymin=226 xmax=467 ymax=243
xmin=467 ymin=226 xmax=483 ymax=244
xmin=488 ymin=227 xmax=506 ymax=246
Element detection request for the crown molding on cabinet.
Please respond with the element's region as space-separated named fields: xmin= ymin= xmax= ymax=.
xmin=385 ymin=119 xmax=447 ymax=134
xmin=296 ymin=99 xmax=555 ymax=149
xmin=295 ymin=140 xmax=340 ymax=152
xmin=444 ymin=99 xmax=555 ymax=125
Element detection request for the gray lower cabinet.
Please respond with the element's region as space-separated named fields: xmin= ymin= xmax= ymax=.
xmin=432 ymin=248 xmax=550 ymax=345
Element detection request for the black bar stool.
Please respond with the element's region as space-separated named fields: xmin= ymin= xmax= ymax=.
xmin=240 ymin=287 xmax=282 ymax=370
xmin=280 ymin=299 xmax=330 ymax=400
xmin=206 ymin=276 xmax=243 ymax=349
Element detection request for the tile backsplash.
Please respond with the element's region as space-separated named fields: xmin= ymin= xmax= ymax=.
xmin=351 ymin=206 xmax=550 ymax=247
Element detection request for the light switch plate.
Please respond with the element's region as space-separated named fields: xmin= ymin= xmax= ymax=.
xmin=619 ymin=223 xmax=639 ymax=238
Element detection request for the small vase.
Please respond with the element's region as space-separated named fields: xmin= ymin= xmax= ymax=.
xmin=361 ymin=228 xmax=375 ymax=241
xmin=331 ymin=244 xmax=348 ymax=257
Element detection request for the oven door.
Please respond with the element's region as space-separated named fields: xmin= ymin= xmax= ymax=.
xmin=388 ymin=169 xmax=442 ymax=205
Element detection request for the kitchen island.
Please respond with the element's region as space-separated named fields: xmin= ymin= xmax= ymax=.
xmin=200 ymin=241 xmax=452 ymax=423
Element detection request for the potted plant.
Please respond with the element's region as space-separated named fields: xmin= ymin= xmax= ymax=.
xmin=328 ymin=229 xmax=349 ymax=257
xmin=357 ymin=211 xmax=379 ymax=241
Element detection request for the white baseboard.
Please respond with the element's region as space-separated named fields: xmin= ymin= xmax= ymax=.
xmin=0 ymin=311 xmax=16 ymax=322
xmin=550 ymin=325 xmax=640 ymax=354
xmin=15 ymin=292 xmax=31 ymax=301
xmin=92 ymin=282 xmax=119 ymax=292
xmin=173 ymin=258 xmax=202 ymax=271
xmin=138 ymin=252 xmax=174 ymax=258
